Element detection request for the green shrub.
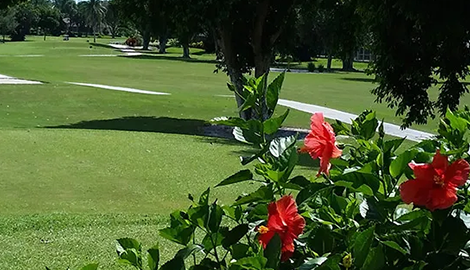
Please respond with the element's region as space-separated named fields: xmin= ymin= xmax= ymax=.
xmin=318 ymin=63 xmax=325 ymax=72
xmin=307 ymin=62 xmax=316 ymax=72
xmin=69 ymin=74 xmax=470 ymax=270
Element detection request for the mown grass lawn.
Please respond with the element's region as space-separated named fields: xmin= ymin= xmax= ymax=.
xmin=0 ymin=36 xmax=456 ymax=269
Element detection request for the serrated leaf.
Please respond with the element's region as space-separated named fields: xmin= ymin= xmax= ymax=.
xmin=210 ymin=117 xmax=247 ymax=129
xmin=216 ymin=170 xmax=253 ymax=187
xmin=269 ymin=136 xmax=296 ymax=158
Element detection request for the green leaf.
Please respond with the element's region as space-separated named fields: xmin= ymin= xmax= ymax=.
xmin=159 ymin=227 xmax=194 ymax=246
xmin=231 ymin=243 xmax=250 ymax=260
xmin=352 ymin=226 xmax=375 ymax=268
xmin=210 ymin=117 xmax=247 ymax=129
xmin=233 ymin=124 xmax=262 ymax=145
xmin=299 ymin=257 xmax=328 ymax=270
xmin=208 ymin=204 xmax=223 ymax=232
xmin=175 ymin=244 xmax=204 ymax=260
xmin=147 ymin=245 xmax=160 ymax=270
xmin=316 ymin=254 xmax=342 ymax=270
xmin=296 ymin=183 xmax=329 ymax=205
xmin=255 ymin=73 xmax=268 ymax=98
xmin=383 ymin=138 xmax=406 ymax=154
xmin=233 ymin=256 xmax=267 ymax=270
xmin=199 ymin=188 xmax=210 ymax=205
xmin=216 ymin=170 xmax=253 ymax=187
xmin=331 ymin=120 xmax=350 ymax=135
xmin=361 ymin=244 xmax=385 ymax=270
xmin=446 ymin=109 xmax=469 ymax=133
xmin=202 ymin=232 xmax=225 ymax=252
xmin=390 ymin=149 xmax=418 ymax=178
xmin=116 ymin=238 xmax=142 ymax=269
xmin=266 ymin=72 xmax=285 ymax=112
xmin=264 ymin=234 xmax=281 ymax=269
xmin=160 ymin=257 xmax=185 ymax=270
xmin=332 ymin=171 xmax=380 ymax=195
xmin=289 ymin=176 xmax=311 ymax=188
xmin=227 ymin=82 xmax=236 ymax=92
xmin=269 ymin=135 xmax=296 ymax=158
xmin=335 ymin=180 xmax=374 ymax=196
xmin=234 ymin=185 xmax=274 ymax=205
xmin=223 ymin=205 xmax=242 ymax=221
xmin=222 ymin=224 xmax=249 ymax=249
xmin=380 ymin=240 xmax=408 ymax=255
xmin=263 ymin=109 xmax=290 ymax=135
xmin=352 ymin=111 xmax=378 ymax=140
xmin=239 ymin=93 xmax=257 ymax=113
xmin=80 ymin=263 xmax=99 ymax=270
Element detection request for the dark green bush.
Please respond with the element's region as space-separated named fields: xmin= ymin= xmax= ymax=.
xmin=307 ymin=62 xmax=316 ymax=72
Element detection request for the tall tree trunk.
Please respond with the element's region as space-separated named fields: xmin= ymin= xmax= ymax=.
xmin=142 ymin=30 xmax=150 ymax=50
xmin=182 ymin=43 xmax=190 ymax=58
xmin=159 ymin=36 xmax=167 ymax=54
xmin=218 ymin=28 xmax=252 ymax=120
xmin=327 ymin=53 xmax=333 ymax=71
xmin=342 ymin=51 xmax=355 ymax=71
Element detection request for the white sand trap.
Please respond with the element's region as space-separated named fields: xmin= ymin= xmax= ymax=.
xmin=216 ymin=94 xmax=433 ymax=142
xmin=0 ymin=74 xmax=42 ymax=85
xmin=79 ymin=54 xmax=117 ymax=57
xmin=122 ymin=52 xmax=143 ymax=56
xmin=66 ymin=82 xmax=170 ymax=96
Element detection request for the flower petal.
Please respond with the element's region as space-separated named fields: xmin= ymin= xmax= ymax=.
xmin=310 ymin=113 xmax=325 ymax=135
xmin=303 ymin=133 xmax=324 ymax=159
xmin=432 ymin=150 xmax=448 ymax=175
xmin=427 ymin=184 xmax=458 ymax=211
xmin=409 ymin=163 xmax=435 ymax=181
xmin=445 ymin=159 xmax=470 ymax=187
xmin=332 ymin=144 xmax=342 ymax=159
xmin=281 ymin=242 xmax=295 ymax=261
xmin=400 ymin=178 xmax=433 ymax=206
xmin=258 ymin=231 xmax=275 ymax=249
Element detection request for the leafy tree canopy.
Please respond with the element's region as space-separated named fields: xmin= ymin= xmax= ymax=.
xmin=361 ymin=0 xmax=470 ymax=127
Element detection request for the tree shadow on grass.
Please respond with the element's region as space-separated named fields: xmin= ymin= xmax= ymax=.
xmin=340 ymin=77 xmax=376 ymax=83
xmin=122 ymin=54 xmax=219 ymax=65
xmin=46 ymin=116 xmax=208 ymax=136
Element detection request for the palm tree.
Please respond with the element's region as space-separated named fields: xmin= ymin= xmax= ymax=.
xmin=85 ymin=0 xmax=106 ymax=43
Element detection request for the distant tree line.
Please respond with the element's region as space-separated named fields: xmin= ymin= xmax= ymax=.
xmin=1 ymin=0 xmax=469 ymax=127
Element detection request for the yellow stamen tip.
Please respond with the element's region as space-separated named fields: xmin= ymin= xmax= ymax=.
xmin=258 ymin=225 xmax=269 ymax=234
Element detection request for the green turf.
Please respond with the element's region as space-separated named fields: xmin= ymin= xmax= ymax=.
xmin=0 ymin=36 xmax=439 ymax=269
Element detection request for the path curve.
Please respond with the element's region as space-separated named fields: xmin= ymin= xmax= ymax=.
xmin=66 ymin=82 xmax=170 ymax=96
xmin=277 ymin=99 xmax=433 ymax=142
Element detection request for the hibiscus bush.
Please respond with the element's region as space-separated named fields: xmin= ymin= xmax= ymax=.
xmin=107 ymin=74 xmax=470 ymax=270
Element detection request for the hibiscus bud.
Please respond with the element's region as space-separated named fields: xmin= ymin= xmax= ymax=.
xmin=342 ymin=253 xmax=353 ymax=269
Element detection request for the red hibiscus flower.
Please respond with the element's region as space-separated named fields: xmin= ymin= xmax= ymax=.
xmin=400 ymin=150 xmax=470 ymax=211
xmin=301 ymin=113 xmax=342 ymax=176
xmin=258 ymin=196 xmax=305 ymax=261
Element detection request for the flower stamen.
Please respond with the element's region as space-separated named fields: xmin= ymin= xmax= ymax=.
xmin=258 ymin=225 xmax=269 ymax=234
xmin=433 ymin=175 xmax=445 ymax=187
